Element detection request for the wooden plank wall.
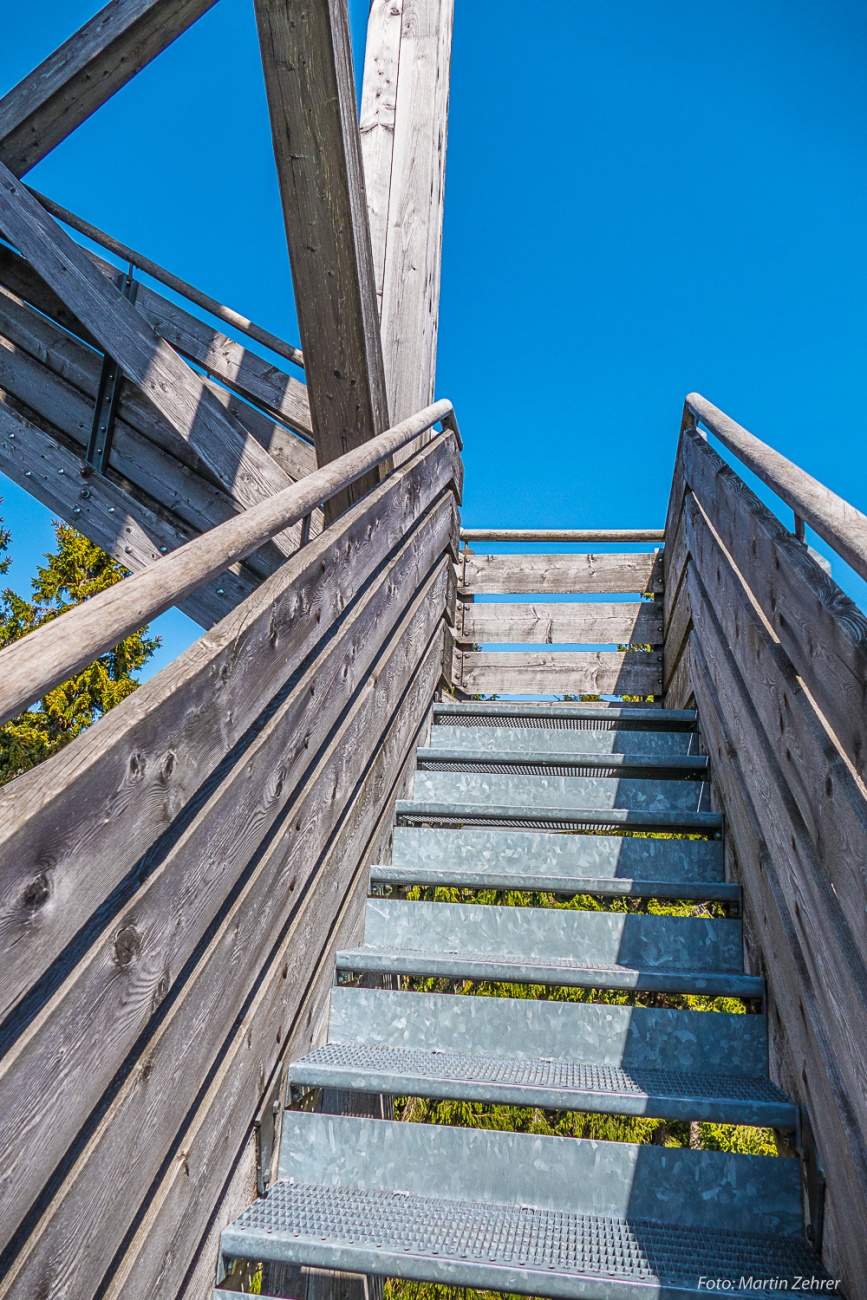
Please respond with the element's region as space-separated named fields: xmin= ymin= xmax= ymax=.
xmin=455 ymin=547 xmax=664 ymax=699
xmin=0 ymin=243 xmax=318 ymax=629
xmin=662 ymin=425 xmax=867 ymax=1292
xmin=0 ymin=432 xmax=462 ymax=1300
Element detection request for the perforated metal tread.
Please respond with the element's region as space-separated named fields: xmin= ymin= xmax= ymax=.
xmin=371 ymin=863 xmax=740 ymax=902
xmin=221 ymin=1181 xmax=824 ymax=1300
xmin=395 ymin=800 xmax=722 ymax=832
xmin=431 ymin=723 xmax=696 ymax=757
xmin=416 ymin=748 xmax=709 ymax=780
xmin=412 ymin=771 xmax=709 ymax=815
xmin=289 ymin=1043 xmax=795 ymax=1127
xmin=433 ymin=702 xmax=697 ymax=729
xmin=336 ymin=946 xmax=764 ymax=998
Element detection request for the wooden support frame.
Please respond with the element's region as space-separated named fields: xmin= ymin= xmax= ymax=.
xmin=254 ymin=0 xmax=390 ymax=516
xmin=361 ymin=0 xmax=454 ymax=431
xmin=0 ymin=0 xmax=219 ymax=176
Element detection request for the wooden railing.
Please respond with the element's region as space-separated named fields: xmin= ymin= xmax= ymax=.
xmin=0 ymin=409 xmax=462 ymax=1299
xmin=454 ymin=529 xmax=664 ymax=699
xmin=663 ymin=393 xmax=867 ymax=1291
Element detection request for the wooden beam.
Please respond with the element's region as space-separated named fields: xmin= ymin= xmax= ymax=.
xmin=0 ymin=169 xmax=301 ymax=526
xmin=0 ymin=0 xmax=219 ymax=177
xmin=253 ymin=0 xmax=390 ymax=513
xmin=461 ymin=552 xmax=664 ymax=595
xmin=458 ymin=601 xmax=663 ymax=646
xmin=363 ymin=0 xmax=454 ymax=432
xmin=455 ymin=649 xmax=662 ymax=697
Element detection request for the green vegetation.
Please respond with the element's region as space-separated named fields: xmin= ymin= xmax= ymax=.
xmin=0 ymin=508 xmax=159 ymax=785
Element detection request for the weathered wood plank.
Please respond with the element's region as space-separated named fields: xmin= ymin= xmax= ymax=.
xmin=377 ymin=0 xmax=454 ymax=432
xmin=0 ymin=169 xmax=301 ymax=517
xmin=462 ymin=529 xmax=665 ymax=543
xmin=0 ymin=287 xmax=295 ymax=581
xmin=689 ymin=631 xmax=867 ymax=1291
xmin=0 ymin=588 xmax=446 ymax=1298
xmin=683 ymin=492 xmax=867 ymax=969
xmin=0 ymin=398 xmax=254 ymax=628
xmin=681 ymin=425 xmax=867 ymax=784
xmin=686 ymin=563 xmax=867 ymax=1132
xmin=253 ymin=0 xmax=390 ymax=514
xmin=459 ymin=601 xmax=662 ymax=646
xmin=0 ymin=515 xmax=451 ymax=1258
xmin=30 ymin=188 xmax=306 ymax=372
xmin=0 ymin=0 xmax=218 ymax=176
xmin=456 ymin=650 xmax=662 ymax=697
xmin=664 ymin=635 xmax=694 ymax=711
xmin=0 ymin=406 xmax=452 ymax=724
xmin=662 ymin=571 xmax=692 ymax=695
xmin=360 ymin=0 xmax=405 ymax=310
xmin=0 ymin=433 xmax=459 ymax=1019
xmin=0 ymin=241 xmax=315 ymax=454
xmin=462 ymin=552 xmax=663 ymax=595
xmin=106 ymin=648 xmax=440 ymax=1300
xmin=686 ymin=392 xmax=867 ymax=586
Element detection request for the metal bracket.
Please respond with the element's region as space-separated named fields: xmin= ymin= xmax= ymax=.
xmin=86 ymin=266 xmax=137 ymax=473
xmin=798 ymin=1105 xmax=826 ymax=1254
xmin=254 ymin=1061 xmax=286 ymax=1197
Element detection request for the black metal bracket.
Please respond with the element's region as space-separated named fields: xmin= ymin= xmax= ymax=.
xmin=254 ymin=1061 xmax=286 ymax=1197
xmin=86 ymin=266 xmax=137 ymax=473
xmin=798 ymin=1105 xmax=826 ymax=1254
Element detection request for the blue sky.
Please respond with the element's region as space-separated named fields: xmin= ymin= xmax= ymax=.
xmin=2 ymin=0 xmax=867 ymax=674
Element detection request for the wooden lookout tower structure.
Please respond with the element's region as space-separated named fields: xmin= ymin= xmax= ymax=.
xmin=0 ymin=4 xmax=865 ymax=1298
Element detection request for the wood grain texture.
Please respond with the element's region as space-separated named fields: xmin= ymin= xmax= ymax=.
xmin=378 ymin=0 xmax=454 ymax=434
xmin=0 ymin=398 xmax=254 ymax=628
xmin=682 ymin=426 xmax=867 ymax=784
xmin=254 ymin=0 xmax=390 ymax=515
xmin=30 ymin=187 xmax=306 ymax=372
xmin=461 ymin=529 xmax=665 ymax=543
xmin=456 ymin=650 xmax=662 ymax=697
xmin=0 ymin=589 xmax=446 ymax=1299
xmin=0 ymin=434 xmax=459 ymax=1020
xmin=0 ymin=408 xmax=453 ymax=723
xmin=689 ymin=630 xmax=867 ymax=1291
xmin=686 ymin=392 xmax=867 ymax=585
xmin=0 ymin=170 xmax=299 ymax=516
xmin=360 ymin=0 xmax=405 ymax=310
xmin=665 ymin=637 xmax=694 ymax=711
xmin=458 ymin=601 xmax=662 ymax=646
xmin=0 ymin=0 xmax=218 ymax=176
xmin=0 ymin=241 xmax=314 ymax=454
xmin=462 ymin=551 xmax=663 ymax=595
xmin=0 ymin=520 xmax=450 ymax=1263
xmin=683 ymin=493 xmax=867 ymax=970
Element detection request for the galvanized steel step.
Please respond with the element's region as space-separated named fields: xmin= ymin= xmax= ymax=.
xmin=337 ymin=899 xmax=762 ymax=997
xmin=433 ymin=701 xmax=697 ymax=730
xmin=411 ymin=769 xmax=709 ymax=814
xmin=218 ymin=1113 xmax=821 ymax=1299
xmin=396 ymin=800 xmax=721 ymax=834
xmin=377 ymin=824 xmax=734 ymax=900
xmin=431 ymin=722 xmax=697 ymax=757
xmin=417 ymin=747 xmax=709 ymax=781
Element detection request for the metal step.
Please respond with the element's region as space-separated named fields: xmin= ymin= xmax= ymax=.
xmin=431 ymin=722 xmax=697 ymax=756
xmin=417 ymin=747 xmax=709 ymax=780
xmin=434 ymin=701 xmax=697 ymax=729
xmin=218 ymin=1113 xmax=823 ymax=1299
xmin=395 ymin=799 xmax=722 ymax=833
xmin=288 ymin=987 xmax=794 ymax=1128
xmin=411 ymin=770 xmax=709 ymax=814
xmin=337 ymin=899 xmax=763 ymax=998
xmin=377 ymin=824 xmax=734 ymax=901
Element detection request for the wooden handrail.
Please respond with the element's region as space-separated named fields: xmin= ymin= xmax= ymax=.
xmin=26 ymin=187 xmax=306 ymax=370
xmin=685 ymin=392 xmax=867 ymax=584
xmin=0 ymin=400 xmax=456 ymax=724
xmin=460 ymin=529 xmax=664 ymax=543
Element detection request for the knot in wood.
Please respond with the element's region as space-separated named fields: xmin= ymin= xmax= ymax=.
xmin=23 ymin=871 xmax=50 ymax=911
xmin=114 ymin=923 xmax=142 ymax=968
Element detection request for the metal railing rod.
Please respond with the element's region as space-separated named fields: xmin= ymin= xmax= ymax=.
xmin=685 ymin=392 xmax=867 ymax=584
xmin=0 ymin=400 xmax=455 ymax=725
xmin=27 ymin=187 xmax=305 ymax=370
xmin=460 ymin=529 xmax=664 ymax=543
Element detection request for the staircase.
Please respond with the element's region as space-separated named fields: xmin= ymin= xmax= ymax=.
xmin=217 ymin=701 xmax=826 ymax=1298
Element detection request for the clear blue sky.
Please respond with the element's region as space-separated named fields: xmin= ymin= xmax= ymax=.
xmin=2 ymin=0 xmax=867 ymax=674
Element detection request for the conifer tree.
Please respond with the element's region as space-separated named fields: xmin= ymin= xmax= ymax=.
xmin=0 ymin=509 xmax=159 ymax=785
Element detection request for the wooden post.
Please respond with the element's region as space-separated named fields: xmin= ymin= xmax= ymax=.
xmin=253 ymin=0 xmax=390 ymax=517
xmin=361 ymin=0 xmax=454 ymax=439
